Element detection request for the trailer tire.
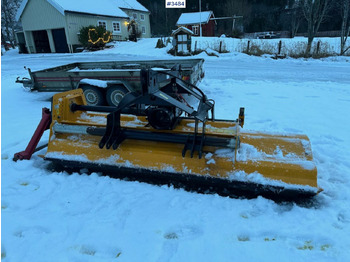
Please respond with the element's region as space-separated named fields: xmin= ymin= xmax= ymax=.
xmin=82 ymin=85 xmax=105 ymax=106
xmin=106 ymin=86 xmax=129 ymax=107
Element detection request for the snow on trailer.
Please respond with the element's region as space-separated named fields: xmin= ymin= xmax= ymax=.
xmin=16 ymin=59 xmax=205 ymax=106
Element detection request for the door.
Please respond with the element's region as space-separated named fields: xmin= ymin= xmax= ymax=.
xmin=177 ymin=34 xmax=188 ymax=53
xmin=32 ymin=30 xmax=51 ymax=53
xmin=16 ymin=32 xmax=28 ymax=53
xmin=52 ymin=28 xmax=69 ymax=53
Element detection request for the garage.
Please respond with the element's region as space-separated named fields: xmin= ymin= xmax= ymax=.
xmin=52 ymin=28 xmax=69 ymax=53
xmin=32 ymin=30 xmax=51 ymax=53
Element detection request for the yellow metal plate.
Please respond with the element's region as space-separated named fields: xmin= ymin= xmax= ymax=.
xmin=47 ymin=89 xmax=318 ymax=190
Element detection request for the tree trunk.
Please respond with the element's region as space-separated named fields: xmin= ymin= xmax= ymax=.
xmin=306 ymin=36 xmax=313 ymax=56
xmin=340 ymin=0 xmax=350 ymax=55
xmin=290 ymin=7 xmax=302 ymax=38
xmin=301 ymin=0 xmax=331 ymax=57
xmin=306 ymin=17 xmax=315 ymax=56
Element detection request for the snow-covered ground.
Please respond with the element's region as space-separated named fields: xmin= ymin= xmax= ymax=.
xmin=2 ymin=39 xmax=350 ymax=261
xmin=192 ymin=36 xmax=350 ymax=56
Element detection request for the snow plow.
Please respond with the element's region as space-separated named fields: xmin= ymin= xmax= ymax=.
xmin=14 ymin=69 xmax=320 ymax=201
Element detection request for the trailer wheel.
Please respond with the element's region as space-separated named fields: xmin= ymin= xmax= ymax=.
xmin=82 ymin=85 xmax=105 ymax=106
xmin=106 ymin=86 xmax=128 ymax=107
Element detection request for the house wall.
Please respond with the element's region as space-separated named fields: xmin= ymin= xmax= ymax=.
xmin=21 ymin=0 xmax=65 ymax=30
xmin=182 ymin=15 xmax=216 ymax=37
xmin=185 ymin=22 xmax=215 ymax=37
xmin=121 ymin=9 xmax=151 ymax=38
xmin=65 ymin=12 xmax=130 ymax=48
xmin=20 ymin=0 xmax=66 ymax=53
xmin=19 ymin=0 xmax=151 ymax=53
xmin=173 ymin=31 xmax=192 ymax=54
xmin=202 ymin=20 xmax=215 ymax=36
xmin=185 ymin=25 xmax=197 ymax=36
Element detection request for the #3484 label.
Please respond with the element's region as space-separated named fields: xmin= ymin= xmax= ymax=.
xmin=166 ymin=0 xmax=186 ymax=8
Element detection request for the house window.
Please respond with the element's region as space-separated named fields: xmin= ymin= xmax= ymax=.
xmin=140 ymin=14 xmax=145 ymax=21
xmin=112 ymin=22 xmax=121 ymax=33
xmin=132 ymin=13 xmax=138 ymax=20
xmin=141 ymin=26 xmax=146 ymax=34
xmin=98 ymin=20 xmax=107 ymax=30
xmin=178 ymin=44 xmax=188 ymax=53
xmin=178 ymin=34 xmax=187 ymax=42
xmin=192 ymin=26 xmax=199 ymax=35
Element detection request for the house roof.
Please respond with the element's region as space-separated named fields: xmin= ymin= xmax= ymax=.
xmin=176 ymin=11 xmax=214 ymax=26
xmin=16 ymin=0 xmax=149 ymax=20
xmin=116 ymin=0 xmax=149 ymax=12
xmin=172 ymin=26 xmax=193 ymax=36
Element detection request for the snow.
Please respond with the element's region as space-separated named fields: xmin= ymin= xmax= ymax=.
xmin=51 ymin=0 xmax=129 ymax=17
xmin=176 ymin=11 xmax=213 ymax=25
xmin=68 ymin=67 xmax=141 ymax=72
xmin=192 ymin=36 xmax=350 ymax=56
xmin=116 ymin=0 xmax=149 ymax=12
xmin=78 ymin=112 xmax=107 ymax=125
xmin=2 ymin=39 xmax=350 ymax=261
xmin=172 ymin=26 xmax=194 ymax=36
xmin=15 ymin=0 xmax=29 ymax=20
xmin=234 ymin=143 xmax=316 ymax=171
xmin=80 ymin=78 xmax=108 ymax=88
xmin=227 ymin=171 xmax=319 ymax=193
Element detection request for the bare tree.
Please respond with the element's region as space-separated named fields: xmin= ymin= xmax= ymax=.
xmin=1 ymin=0 xmax=22 ymax=47
xmin=339 ymin=0 xmax=350 ymax=55
xmin=290 ymin=2 xmax=303 ymax=38
xmin=300 ymin=0 xmax=332 ymax=56
xmin=224 ymin=0 xmax=250 ymax=17
xmin=222 ymin=0 xmax=249 ymax=34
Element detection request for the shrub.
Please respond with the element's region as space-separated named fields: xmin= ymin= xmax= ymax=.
xmin=167 ymin=47 xmax=192 ymax=56
xmin=245 ymin=44 xmax=265 ymax=56
xmin=228 ymin=29 xmax=244 ymax=39
xmin=127 ymin=20 xmax=141 ymax=42
xmin=78 ymin=25 xmax=112 ymax=49
xmin=155 ymin=38 xmax=165 ymax=48
xmin=167 ymin=47 xmax=176 ymax=55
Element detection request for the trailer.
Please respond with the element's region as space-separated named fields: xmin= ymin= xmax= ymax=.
xmin=16 ymin=59 xmax=205 ymax=106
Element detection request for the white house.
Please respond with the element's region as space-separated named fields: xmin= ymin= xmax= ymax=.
xmin=16 ymin=0 xmax=151 ymax=53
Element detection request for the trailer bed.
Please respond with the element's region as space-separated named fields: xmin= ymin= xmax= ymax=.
xmin=17 ymin=59 xmax=205 ymax=92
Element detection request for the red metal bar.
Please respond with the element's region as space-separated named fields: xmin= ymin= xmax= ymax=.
xmin=13 ymin=108 xmax=51 ymax=161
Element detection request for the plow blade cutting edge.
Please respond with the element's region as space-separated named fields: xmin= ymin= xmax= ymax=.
xmin=40 ymin=89 xmax=320 ymax=201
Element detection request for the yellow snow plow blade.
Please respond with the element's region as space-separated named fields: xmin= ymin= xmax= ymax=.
xmin=43 ymin=89 xmax=319 ymax=201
